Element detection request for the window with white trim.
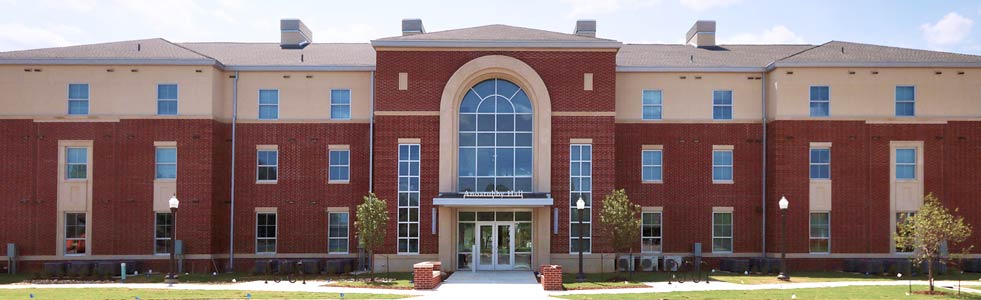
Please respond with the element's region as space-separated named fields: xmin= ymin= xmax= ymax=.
xmin=398 ymin=144 xmax=420 ymax=254
xmin=809 ymin=212 xmax=830 ymax=253
xmin=712 ymin=212 xmax=733 ymax=253
xmin=642 ymin=90 xmax=662 ymax=120
xmin=712 ymin=150 xmax=733 ymax=182
xmin=641 ymin=211 xmax=662 ymax=253
xmin=65 ymin=213 xmax=86 ymax=255
xmin=256 ymin=212 xmax=277 ymax=254
xmin=809 ymin=86 xmax=830 ymax=117
xmin=68 ymin=84 xmax=89 ymax=115
xmin=155 ymin=147 xmax=177 ymax=179
xmin=895 ymin=212 xmax=916 ymax=253
xmin=259 ymin=89 xmax=279 ymax=120
xmin=66 ymin=147 xmax=88 ymax=179
xmin=895 ymin=148 xmax=916 ymax=180
xmin=569 ymin=144 xmax=592 ymax=253
xmin=641 ymin=150 xmax=662 ymax=182
xmin=809 ymin=148 xmax=830 ymax=179
xmin=330 ymin=89 xmax=351 ymax=120
xmin=328 ymin=212 xmax=349 ymax=254
xmin=257 ymin=150 xmax=278 ymax=182
xmin=712 ymin=90 xmax=732 ymax=120
xmin=157 ymin=84 xmax=178 ymax=115
xmin=329 ymin=150 xmax=350 ymax=181
xmin=154 ymin=213 xmax=173 ymax=255
xmin=895 ymin=86 xmax=915 ymax=117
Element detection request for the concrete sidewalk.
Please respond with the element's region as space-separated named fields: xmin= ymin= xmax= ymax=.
xmin=549 ymin=279 xmax=981 ymax=296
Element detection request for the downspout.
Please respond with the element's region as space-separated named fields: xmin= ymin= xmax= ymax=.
xmin=369 ymin=71 xmax=375 ymax=192
xmin=761 ymin=71 xmax=768 ymax=257
xmin=228 ymin=71 xmax=239 ymax=272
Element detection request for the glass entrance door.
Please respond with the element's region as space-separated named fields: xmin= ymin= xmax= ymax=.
xmin=476 ymin=222 xmax=515 ymax=270
xmin=497 ymin=224 xmax=512 ymax=268
xmin=460 ymin=211 xmax=532 ymax=271
xmin=478 ymin=224 xmax=494 ymax=270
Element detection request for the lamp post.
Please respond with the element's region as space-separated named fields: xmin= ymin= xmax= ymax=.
xmin=576 ymin=196 xmax=586 ymax=282
xmin=167 ymin=194 xmax=180 ymax=284
xmin=777 ymin=196 xmax=790 ymax=281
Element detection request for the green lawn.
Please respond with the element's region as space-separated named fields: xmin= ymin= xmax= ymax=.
xmin=562 ymin=272 xmax=670 ymax=290
xmin=557 ymin=285 xmax=981 ymax=300
xmin=0 ymin=272 xmax=413 ymax=286
xmin=0 ymin=288 xmax=411 ymax=300
xmin=708 ymin=271 xmax=981 ymax=285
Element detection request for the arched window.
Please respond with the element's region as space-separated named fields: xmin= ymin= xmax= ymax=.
xmin=458 ymin=79 xmax=533 ymax=192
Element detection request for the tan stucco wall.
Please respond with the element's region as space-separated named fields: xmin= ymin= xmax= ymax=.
xmin=0 ymin=65 xmax=217 ymax=119
xmin=233 ymin=71 xmax=372 ymax=122
xmin=616 ymin=72 xmax=764 ymax=122
xmin=767 ymin=67 xmax=981 ymax=120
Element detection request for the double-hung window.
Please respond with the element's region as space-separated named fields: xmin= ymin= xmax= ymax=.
xmin=642 ymin=90 xmax=662 ymax=120
xmin=809 ymin=86 xmax=830 ymax=117
xmin=257 ymin=150 xmax=278 ymax=182
xmin=712 ymin=212 xmax=733 ymax=253
xmin=809 ymin=148 xmax=830 ymax=179
xmin=809 ymin=212 xmax=830 ymax=253
xmin=329 ymin=150 xmax=350 ymax=182
xmin=641 ymin=150 xmax=662 ymax=182
xmin=641 ymin=211 xmax=662 ymax=253
xmin=712 ymin=150 xmax=733 ymax=182
xmin=570 ymin=144 xmax=592 ymax=253
xmin=66 ymin=148 xmax=88 ymax=179
xmin=157 ymin=84 xmax=178 ymax=115
xmin=895 ymin=149 xmax=916 ymax=179
xmin=155 ymin=147 xmax=177 ymax=179
xmin=68 ymin=84 xmax=89 ymax=115
xmin=895 ymin=86 xmax=915 ymax=117
xmin=65 ymin=213 xmax=86 ymax=255
xmin=397 ymin=144 xmax=420 ymax=254
xmin=328 ymin=212 xmax=349 ymax=254
xmin=330 ymin=89 xmax=351 ymax=120
xmin=712 ymin=90 xmax=733 ymax=120
xmin=256 ymin=213 xmax=277 ymax=254
xmin=259 ymin=89 xmax=279 ymax=120
xmin=154 ymin=213 xmax=173 ymax=255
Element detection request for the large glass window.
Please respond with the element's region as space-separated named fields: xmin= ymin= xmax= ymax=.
xmin=712 ymin=90 xmax=733 ymax=120
xmin=642 ymin=90 xmax=662 ymax=120
xmin=895 ymin=86 xmax=915 ymax=117
xmin=809 ymin=212 xmax=830 ymax=253
xmin=155 ymin=147 xmax=177 ymax=179
xmin=257 ymin=150 xmax=278 ymax=182
xmin=329 ymin=150 xmax=350 ymax=181
xmin=65 ymin=213 xmax=86 ymax=255
xmin=641 ymin=212 xmax=662 ymax=253
xmin=328 ymin=212 xmax=349 ymax=254
xmin=330 ymin=89 xmax=351 ymax=120
xmin=712 ymin=212 xmax=733 ymax=253
xmin=398 ymin=144 xmax=420 ymax=254
xmin=712 ymin=150 xmax=733 ymax=182
xmin=570 ymin=144 xmax=592 ymax=253
xmin=641 ymin=150 xmax=662 ymax=182
xmin=896 ymin=149 xmax=916 ymax=179
xmin=809 ymin=148 xmax=830 ymax=179
xmin=458 ymin=79 xmax=533 ymax=192
xmin=154 ymin=213 xmax=173 ymax=255
xmin=259 ymin=89 xmax=279 ymax=120
xmin=66 ymin=147 xmax=88 ymax=179
xmin=256 ymin=213 xmax=277 ymax=254
xmin=68 ymin=84 xmax=89 ymax=115
xmin=809 ymin=86 xmax=830 ymax=117
xmin=157 ymin=84 xmax=178 ymax=115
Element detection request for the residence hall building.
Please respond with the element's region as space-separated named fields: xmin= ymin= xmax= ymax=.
xmin=0 ymin=19 xmax=979 ymax=274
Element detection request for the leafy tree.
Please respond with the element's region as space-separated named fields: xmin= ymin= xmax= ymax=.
xmin=355 ymin=192 xmax=389 ymax=281
xmin=895 ymin=193 xmax=973 ymax=293
xmin=599 ymin=189 xmax=642 ymax=274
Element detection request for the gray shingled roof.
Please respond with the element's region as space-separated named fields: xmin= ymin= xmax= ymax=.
xmin=179 ymin=43 xmax=375 ymax=70
xmin=372 ymin=24 xmax=621 ymax=48
xmin=0 ymin=38 xmax=214 ymax=64
xmin=617 ymin=44 xmax=813 ymax=71
xmin=774 ymin=41 xmax=981 ymax=66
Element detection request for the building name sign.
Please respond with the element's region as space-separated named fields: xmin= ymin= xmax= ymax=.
xmin=462 ymin=191 xmax=525 ymax=199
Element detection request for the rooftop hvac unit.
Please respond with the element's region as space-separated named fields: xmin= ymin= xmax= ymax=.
xmin=617 ymin=255 xmax=634 ymax=272
xmin=640 ymin=256 xmax=659 ymax=272
xmin=664 ymin=256 xmax=683 ymax=272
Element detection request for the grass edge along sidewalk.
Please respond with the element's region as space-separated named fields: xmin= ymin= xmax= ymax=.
xmin=0 ymin=287 xmax=413 ymax=300
xmin=556 ymin=285 xmax=981 ymax=300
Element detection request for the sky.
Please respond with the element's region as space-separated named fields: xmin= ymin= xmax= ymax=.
xmin=0 ymin=0 xmax=979 ymax=55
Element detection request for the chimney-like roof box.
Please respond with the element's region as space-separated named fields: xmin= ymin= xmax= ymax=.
xmin=574 ymin=20 xmax=596 ymax=38
xmin=686 ymin=20 xmax=716 ymax=48
xmin=280 ymin=19 xmax=313 ymax=49
xmin=402 ymin=19 xmax=426 ymax=36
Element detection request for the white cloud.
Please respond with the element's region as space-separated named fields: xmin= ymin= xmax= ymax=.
xmin=315 ymin=24 xmax=381 ymax=43
xmin=560 ymin=0 xmax=660 ymax=17
xmin=679 ymin=0 xmax=740 ymax=11
xmin=920 ymin=12 xmax=973 ymax=47
xmin=722 ymin=25 xmax=805 ymax=44
xmin=0 ymin=23 xmax=73 ymax=49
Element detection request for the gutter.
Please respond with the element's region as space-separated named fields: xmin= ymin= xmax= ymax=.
xmin=760 ymin=72 xmax=767 ymax=257
xmin=228 ymin=71 xmax=239 ymax=272
xmin=369 ymin=71 xmax=375 ymax=192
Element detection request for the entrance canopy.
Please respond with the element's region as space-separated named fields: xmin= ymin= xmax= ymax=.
xmin=433 ymin=192 xmax=553 ymax=207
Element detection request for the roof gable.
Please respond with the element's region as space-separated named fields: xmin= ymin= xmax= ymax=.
xmin=775 ymin=41 xmax=981 ymax=67
xmin=0 ymin=38 xmax=214 ymax=65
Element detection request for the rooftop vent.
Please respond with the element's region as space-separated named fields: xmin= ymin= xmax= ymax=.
xmin=574 ymin=20 xmax=596 ymax=38
xmin=686 ymin=20 xmax=716 ymax=48
xmin=280 ymin=19 xmax=313 ymax=49
xmin=402 ymin=19 xmax=426 ymax=36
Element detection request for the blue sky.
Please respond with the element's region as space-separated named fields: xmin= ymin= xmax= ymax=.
xmin=0 ymin=0 xmax=979 ymax=54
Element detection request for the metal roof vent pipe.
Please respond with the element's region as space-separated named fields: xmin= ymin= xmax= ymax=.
xmin=402 ymin=19 xmax=426 ymax=36
xmin=686 ymin=20 xmax=716 ymax=48
xmin=280 ymin=19 xmax=313 ymax=49
xmin=574 ymin=20 xmax=596 ymax=37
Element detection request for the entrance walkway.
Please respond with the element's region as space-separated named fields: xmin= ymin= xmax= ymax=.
xmin=416 ymin=271 xmax=548 ymax=299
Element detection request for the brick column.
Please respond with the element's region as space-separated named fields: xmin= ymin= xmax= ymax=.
xmin=413 ymin=262 xmax=442 ymax=290
xmin=540 ymin=265 xmax=563 ymax=291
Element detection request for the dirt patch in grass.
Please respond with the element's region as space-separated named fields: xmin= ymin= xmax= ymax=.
xmin=324 ymin=276 xmax=414 ymax=290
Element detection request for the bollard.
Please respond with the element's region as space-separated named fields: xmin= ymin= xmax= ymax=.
xmin=121 ymin=263 xmax=127 ymax=282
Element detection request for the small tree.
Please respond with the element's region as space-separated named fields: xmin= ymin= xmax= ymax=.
xmin=895 ymin=193 xmax=973 ymax=293
xmin=599 ymin=189 xmax=642 ymax=276
xmin=355 ymin=192 xmax=389 ymax=282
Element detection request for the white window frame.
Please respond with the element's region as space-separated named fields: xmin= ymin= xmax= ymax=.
xmin=154 ymin=212 xmax=173 ymax=255
xmin=328 ymin=150 xmax=350 ymax=182
xmin=895 ymin=148 xmax=917 ymax=180
xmin=255 ymin=212 xmax=277 ymax=254
xmin=67 ymin=83 xmax=89 ymax=115
xmin=330 ymin=89 xmax=352 ymax=120
xmin=155 ymin=147 xmax=177 ymax=180
xmin=156 ymin=83 xmax=179 ymax=116
xmin=712 ymin=211 xmax=733 ymax=253
xmin=66 ymin=147 xmax=88 ymax=180
xmin=397 ymin=144 xmax=421 ymax=254
xmin=712 ymin=150 xmax=733 ymax=183
xmin=328 ymin=212 xmax=350 ymax=254
xmin=569 ymin=144 xmax=592 ymax=254
xmin=258 ymin=89 xmax=279 ymax=120
xmin=895 ymin=85 xmax=916 ymax=117
xmin=712 ymin=90 xmax=733 ymax=120
xmin=642 ymin=90 xmax=662 ymax=120
xmin=809 ymin=148 xmax=831 ymax=180
xmin=256 ymin=150 xmax=278 ymax=182
xmin=64 ymin=212 xmax=86 ymax=256
xmin=641 ymin=211 xmax=662 ymax=253
xmin=809 ymin=212 xmax=830 ymax=254
xmin=641 ymin=149 xmax=662 ymax=183
xmin=809 ymin=85 xmax=830 ymax=117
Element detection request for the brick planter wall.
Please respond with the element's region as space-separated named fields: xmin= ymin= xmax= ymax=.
xmin=540 ymin=264 xmax=563 ymax=291
xmin=413 ymin=261 xmax=442 ymax=290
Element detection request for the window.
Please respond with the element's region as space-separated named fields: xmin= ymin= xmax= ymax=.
xmin=256 ymin=150 xmax=278 ymax=182
xmin=66 ymin=147 xmax=87 ymax=179
xmin=329 ymin=150 xmax=350 ymax=182
xmin=157 ymin=84 xmax=178 ymax=115
xmin=328 ymin=212 xmax=349 ymax=254
xmin=895 ymin=86 xmax=915 ymax=117
xmin=641 ymin=212 xmax=662 ymax=253
xmin=155 ymin=147 xmax=177 ymax=179
xmin=641 ymin=150 xmax=662 ymax=182
xmin=65 ymin=213 xmax=86 ymax=255
xmin=712 ymin=150 xmax=733 ymax=182
xmin=712 ymin=90 xmax=733 ymax=120
xmin=712 ymin=212 xmax=733 ymax=253
xmin=154 ymin=213 xmax=173 ymax=255
xmin=457 ymin=78 xmax=533 ymax=192
xmin=570 ymin=144 xmax=592 ymax=253
xmin=895 ymin=212 xmax=916 ymax=253
xmin=809 ymin=212 xmax=830 ymax=253
xmin=809 ymin=148 xmax=830 ymax=179
xmin=896 ymin=148 xmax=916 ymax=179
xmin=809 ymin=86 xmax=830 ymax=117
xmin=68 ymin=84 xmax=89 ymax=115
xmin=642 ymin=90 xmax=662 ymax=120
xmin=330 ymin=89 xmax=351 ymax=120
xmin=398 ymin=144 xmax=420 ymax=254
xmin=256 ymin=213 xmax=277 ymax=254
xmin=259 ymin=89 xmax=279 ymax=120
